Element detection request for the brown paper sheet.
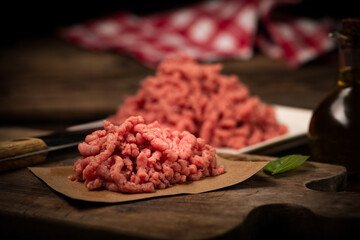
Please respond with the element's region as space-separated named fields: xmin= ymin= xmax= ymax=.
xmin=28 ymin=156 xmax=268 ymax=203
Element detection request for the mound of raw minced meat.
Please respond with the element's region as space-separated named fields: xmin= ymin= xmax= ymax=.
xmin=71 ymin=116 xmax=225 ymax=193
xmin=109 ymin=54 xmax=287 ymax=150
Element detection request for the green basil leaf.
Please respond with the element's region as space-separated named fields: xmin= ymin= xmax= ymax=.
xmin=263 ymin=154 xmax=309 ymax=175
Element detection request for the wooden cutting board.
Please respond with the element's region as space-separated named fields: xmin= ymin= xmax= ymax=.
xmin=0 ymin=151 xmax=359 ymax=240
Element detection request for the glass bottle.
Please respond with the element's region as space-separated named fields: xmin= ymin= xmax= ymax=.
xmin=308 ymin=18 xmax=360 ymax=179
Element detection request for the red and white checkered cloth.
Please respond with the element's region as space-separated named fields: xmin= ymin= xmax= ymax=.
xmin=59 ymin=0 xmax=335 ymax=68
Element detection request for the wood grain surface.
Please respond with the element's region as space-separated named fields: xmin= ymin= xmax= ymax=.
xmin=0 ymin=137 xmax=48 ymax=171
xmin=0 ymin=152 xmax=359 ymax=240
xmin=0 ymin=137 xmax=47 ymax=159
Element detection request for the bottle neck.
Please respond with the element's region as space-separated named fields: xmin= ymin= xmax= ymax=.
xmin=338 ymin=43 xmax=360 ymax=86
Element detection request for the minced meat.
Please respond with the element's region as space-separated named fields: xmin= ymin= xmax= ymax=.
xmin=109 ymin=54 xmax=287 ymax=149
xmin=71 ymin=116 xmax=225 ymax=193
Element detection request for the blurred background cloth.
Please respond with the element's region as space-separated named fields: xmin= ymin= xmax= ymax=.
xmin=58 ymin=0 xmax=335 ymax=68
xmin=0 ymin=0 xmax=354 ymax=123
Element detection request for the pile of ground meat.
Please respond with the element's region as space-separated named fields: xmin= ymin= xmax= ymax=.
xmin=109 ymin=54 xmax=287 ymax=149
xmin=71 ymin=116 xmax=225 ymax=193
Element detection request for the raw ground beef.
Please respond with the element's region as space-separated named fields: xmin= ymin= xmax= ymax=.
xmin=71 ymin=116 xmax=225 ymax=193
xmin=109 ymin=54 xmax=287 ymax=149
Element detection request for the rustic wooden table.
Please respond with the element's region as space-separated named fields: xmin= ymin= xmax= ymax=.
xmin=1 ymin=35 xmax=359 ymax=239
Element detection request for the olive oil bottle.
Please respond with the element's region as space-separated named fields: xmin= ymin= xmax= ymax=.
xmin=308 ymin=19 xmax=360 ymax=178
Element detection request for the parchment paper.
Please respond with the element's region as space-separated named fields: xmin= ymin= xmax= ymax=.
xmin=28 ymin=156 xmax=268 ymax=203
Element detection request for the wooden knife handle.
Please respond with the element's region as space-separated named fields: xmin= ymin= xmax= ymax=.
xmin=0 ymin=137 xmax=48 ymax=171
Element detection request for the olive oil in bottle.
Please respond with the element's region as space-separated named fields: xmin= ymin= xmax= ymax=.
xmin=308 ymin=19 xmax=360 ymax=178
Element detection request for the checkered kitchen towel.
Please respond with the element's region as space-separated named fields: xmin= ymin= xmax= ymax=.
xmin=59 ymin=0 xmax=335 ymax=68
